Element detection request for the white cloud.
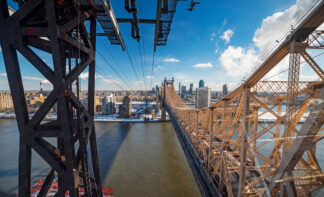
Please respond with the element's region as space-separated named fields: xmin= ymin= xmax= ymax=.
xmin=41 ymin=79 xmax=51 ymax=84
xmin=220 ymin=29 xmax=234 ymax=43
xmin=79 ymin=72 xmax=89 ymax=80
xmin=135 ymin=80 xmax=143 ymax=84
xmin=23 ymin=76 xmax=52 ymax=85
xmin=262 ymin=56 xmax=288 ymax=81
xmin=300 ymin=74 xmax=321 ymax=81
xmin=253 ymin=0 xmax=317 ymax=55
xmin=22 ymin=76 xmax=43 ymax=81
xmin=102 ymin=78 xmax=120 ymax=84
xmin=219 ymin=0 xmax=317 ymax=79
xmin=173 ymin=73 xmax=187 ymax=80
xmin=219 ymin=46 xmax=259 ymax=77
xmin=154 ymin=65 xmax=164 ymax=71
xmin=206 ymin=82 xmax=238 ymax=91
xmin=192 ymin=62 xmax=213 ymax=68
xmin=146 ymin=76 xmax=154 ymax=79
xmin=164 ymin=58 xmax=180 ymax=63
xmin=0 ymin=73 xmax=51 ymax=84
xmin=222 ymin=19 xmax=228 ymax=26
xmin=210 ymin=33 xmax=216 ymax=41
xmin=75 ymin=71 xmax=103 ymax=80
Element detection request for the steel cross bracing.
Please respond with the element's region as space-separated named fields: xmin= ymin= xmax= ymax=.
xmin=161 ymin=2 xmax=324 ymax=197
xmin=0 ymin=0 xmax=103 ymax=196
xmin=162 ymin=79 xmax=324 ymax=196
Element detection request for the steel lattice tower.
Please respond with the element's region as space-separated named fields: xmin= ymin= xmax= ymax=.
xmin=0 ymin=0 xmax=101 ymax=196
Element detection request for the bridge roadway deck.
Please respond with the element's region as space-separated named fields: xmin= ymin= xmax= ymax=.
xmin=165 ymin=102 xmax=220 ymax=197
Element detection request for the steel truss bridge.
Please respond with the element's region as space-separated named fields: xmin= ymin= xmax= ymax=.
xmin=161 ymin=2 xmax=324 ymax=196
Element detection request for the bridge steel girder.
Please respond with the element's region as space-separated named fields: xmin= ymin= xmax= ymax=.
xmin=162 ymin=78 xmax=324 ymax=196
xmin=0 ymin=1 xmax=102 ymax=196
xmin=161 ymin=4 xmax=324 ymax=193
xmin=264 ymin=86 xmax=324 ymax=196
xmin=163 ymin=81 xmax=220 ymax=197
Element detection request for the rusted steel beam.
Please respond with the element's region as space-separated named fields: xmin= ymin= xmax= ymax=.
xmin=238 ymin=88 xmax=250 ymax=197
xmin=0 ymin=1 xmax=102 ymax=196
xmin=264 ymin=87 xmax=324 ymax=196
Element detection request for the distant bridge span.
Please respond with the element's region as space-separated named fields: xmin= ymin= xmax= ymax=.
xmin=162 ymin=1 xmax=324 ymax=196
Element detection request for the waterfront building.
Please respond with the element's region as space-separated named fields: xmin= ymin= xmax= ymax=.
xmin=196 ymin=87 xmax=211 ymax=108
xmin=102 ymin=94 xmax=116 ymax=115
xmin=199 ymin=80 xmax=204 ymax=88
xmin=0 ymin=92 xmax=13 ymax=111
xmin=94 ymin=95 xmax=102 ymax=113
xmin=119 ymin=95 xmax=132 ymax=118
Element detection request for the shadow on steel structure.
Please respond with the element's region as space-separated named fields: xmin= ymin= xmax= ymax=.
xmin=0 ymin=0 xmax=103 ymax=196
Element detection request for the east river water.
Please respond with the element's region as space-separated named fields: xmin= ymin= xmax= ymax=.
xmin=0 ymin=119 xmax=201 ymax=197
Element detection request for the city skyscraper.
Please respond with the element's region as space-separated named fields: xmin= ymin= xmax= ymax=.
xmin=196 ymin=87 xmax=211 ymax=108
xmin=102 ymin=94 xmax=116 ymax=115
xmin=155 ymin=85 xmax=160 ymax=96
xmin=222 ymin=84 xmax=228 ymax=95
xmin=199 ymin=80 xmax=204 ymax=88
xmin=179 ymin=82 xmax=181 ymax=94
xmin=189 ymin=83 xmax=193 ymax=95
xmin=181 ymin=85 xmax=187 ymax=96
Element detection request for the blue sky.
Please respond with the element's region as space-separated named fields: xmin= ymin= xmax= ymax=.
xmin=0 ymin=0 xmax=323 ymax=91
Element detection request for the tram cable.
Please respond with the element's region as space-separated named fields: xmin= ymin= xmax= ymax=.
xmin=97 ymin=33 xmax=135 ymax=87
xmin=97 ymin=50 xmax=134 ymax=90
xmin=125 ymin=46 xmax=143 ymax=91
xmin=150 ymin=51 xmax=156 ymax=88
xmin=263 ymin=52 xmax=324 ymax=81
xmin=95 ymin=68 xmax=127 ymax=91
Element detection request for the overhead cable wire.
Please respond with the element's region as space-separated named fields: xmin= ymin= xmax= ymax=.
xmin=138 ymin=41 xmax=146 ymax=89
xmin=95 ymin=67 xmax=126 ymax=91
xmin=125 ymin=46 xmax=143 ymax=90
xmin=96 ymin=50 xmax=134 ymax=90
xmin=262 ymin=51 xmax=324 ymax=81
xmin=96 ymin=69 xmax=125 ymax=91
xmin=96 ymin=32 xmax=135 ymax=87
xmin=150 ymin=51 xmax=156 ymax=88
xmin=141 ymin=36 xmax=147 ymax=86
xmin=96 ymin=27 xmax=141 ymax=91
xmin=97 ymin=65 xmax=133 ymax=91
xmin=139 ymin=0 xmax=148 ymax=89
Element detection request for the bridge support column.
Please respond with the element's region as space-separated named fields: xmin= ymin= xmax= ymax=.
xmin=0 ymin=1 xmax=102 ymax=196
xmin=238 ymin=87 xmax=250 ymax=197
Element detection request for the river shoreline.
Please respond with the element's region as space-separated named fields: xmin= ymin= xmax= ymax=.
xmin=0 ymin=113 xmax=169 ymax=123
xmin=0 ymin=111 xmax=308 ymax=123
